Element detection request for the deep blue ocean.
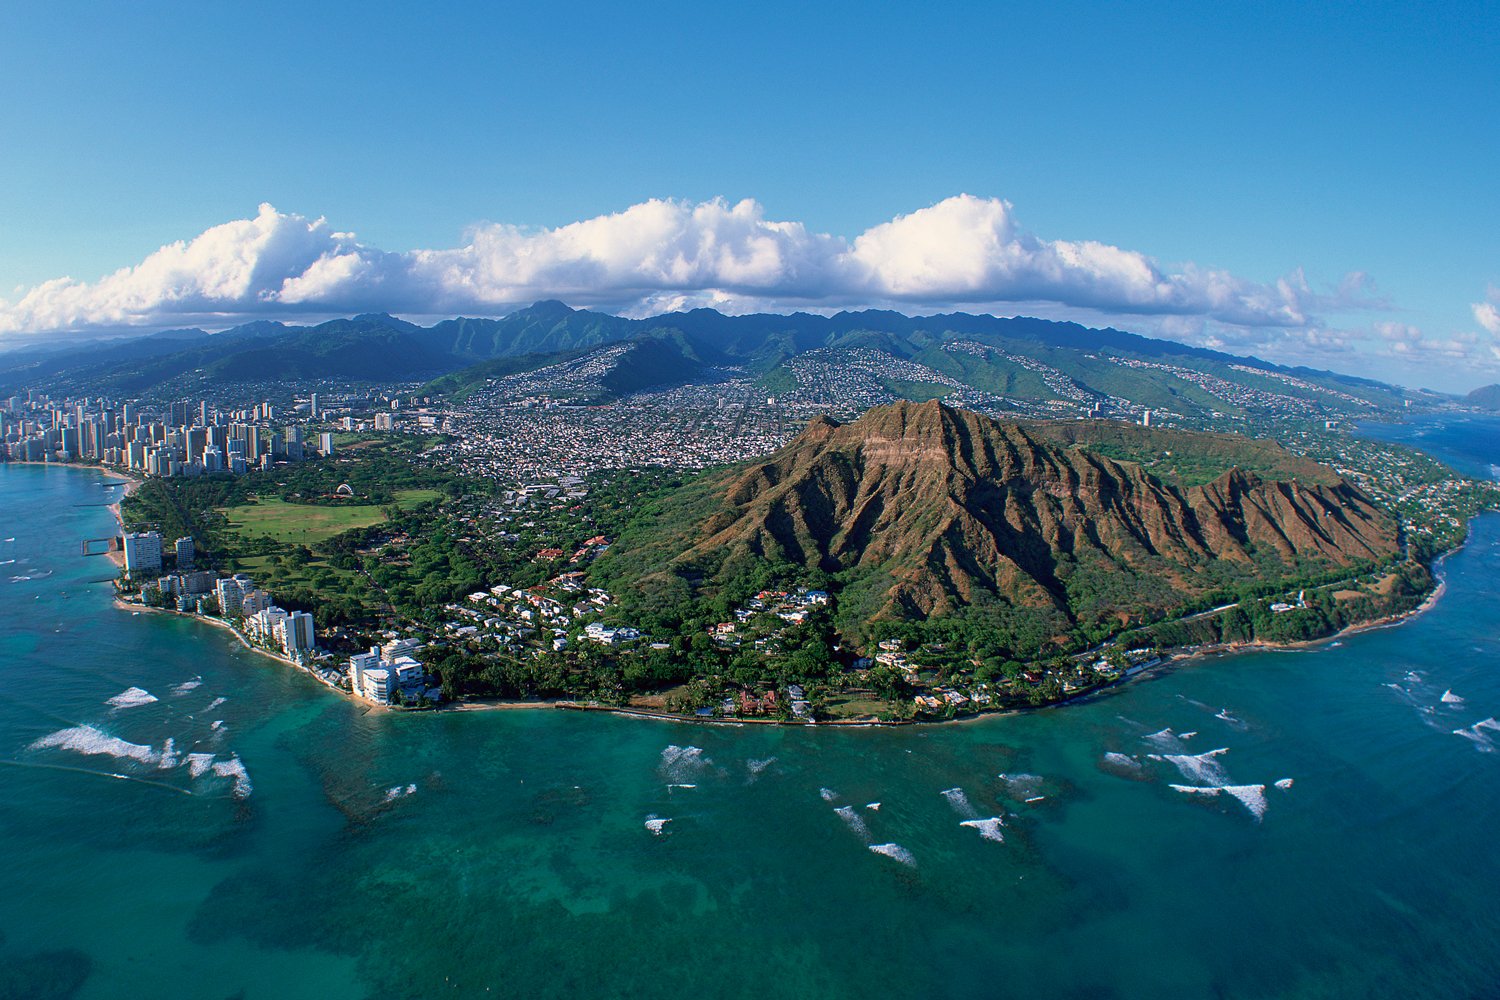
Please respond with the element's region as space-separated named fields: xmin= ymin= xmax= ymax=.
xmin=4 ymin=418 xmax=1500 ymax=999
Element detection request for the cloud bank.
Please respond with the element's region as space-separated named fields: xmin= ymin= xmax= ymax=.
xmin=0 ymin=196 xmax=1372 ymax=339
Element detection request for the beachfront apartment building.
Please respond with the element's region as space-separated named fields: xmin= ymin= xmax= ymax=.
xmin=122 ymin=531 xmax=163 ymax=575
xmin=349 ymin=647 xmax=425 ymax=703
xmin=272 ymin=610 xmax=316 ymax=656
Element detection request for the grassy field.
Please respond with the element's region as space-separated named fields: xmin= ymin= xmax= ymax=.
xmin=220 ymin=489 xmax=443 ymax=545
xmin=392 ymin=488 xmax=443 ymax=509
xmin=219 ymin=497 xmax=387 ymax=546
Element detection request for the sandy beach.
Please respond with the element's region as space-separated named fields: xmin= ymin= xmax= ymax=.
xmin=102 ymin=475 xmax=142 ymax=567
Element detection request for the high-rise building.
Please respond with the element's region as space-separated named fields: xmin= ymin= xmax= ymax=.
xmin=374 ymin=412 xmax=394 ymax=431
xmin=171 ymin=401 xmax=189 ymax=427
xmin=320 ymin=432 xmax=334 ymax=454
xmin=174 ymin=536 xmax=194 ymax=568
xmin=59 ymin=427 xmax=79 ymax=461
xmin=199 ymin=400 xmax=210 ymax=427
xmin=120 ymin=403 xmax=133 ymax=427
xmin=123 ymin=532 xmax=163 ymax=575
xmin=309 ymin=394 xmax=319 ymax=418
xmin=186 ymin=427 xmax=207 ymax=464
xmin=275 ymin=610 xmax=316 ymax=654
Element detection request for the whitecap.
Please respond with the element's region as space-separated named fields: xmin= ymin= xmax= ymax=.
xmin=186 ymin=753 xmax=215 ymax=778
xmin=659 ymin=745 xmax=707 ymax=783
xmin=211 ymin=720 xmax=225 ymax=730
xmin=960 ymin=817 xmax=1006 ymax=842
xmin=745 ymin=757 xmax=775 ymax=783
xmin=1442 ymin=690 xmax=1464 ymax=704
xmin=1221 ymin=784 xmax=1268 ymax=821
xmin=999 ymin=773 xmax=1043 ymax=799
xmin=1453 ymin=726 xmax=1496 ymax=752
xmin=667 ymin=783 xmax=696 ymax=789
xmin=1102 ymin=752 xmax=1143 ymax=774
xmin=865 ymin=802 xmax=880 ymax=811
xmin=869 ymin=843 xmax=916 ymax=867
xmin=835 ymin=805 xmax=871 ymax=843
xmin=384 ymin=783 xmax=418 ymax=802
xmin=1215 ymin=709 xmax=1247 ymax=728
xmin=1274 ymin=778 xmax=1294 ymax=789
xmin=205 ymin=697 xmax=226 ymax=711
xmin=210 ymin=756 xmax=252 ymax=799
xmin=30 ymin=726 xmax=158 ymax=765
xmin=1475 ymin=718 xmax=1500 ymax=732
xmin=170 ymin=679 xmax=202 ymax=696
xmin=819 ymin=787 xmax=839 ymax=801
xmin=158 ymin=737 xmax=177 ymax=770
xmin=1169 ymin=781 xmax=1265 ymax=819
xmin=1170 ymin=784 xmax=1220 ymax=797
xmin=1143 ymin=728 xmax=1184 ymax=752
xmin=645 ymin=816 xmax=671 ymax=835
xmin=940 ymin=787 xmax=979 ymax=819
xmin=107 ymin=686 xmax=157 ymax=709
xmin=1178 ymin=731 xmax=1197 ymax=739
xmin=1164 ymin=749 xmax=1230 ymax=786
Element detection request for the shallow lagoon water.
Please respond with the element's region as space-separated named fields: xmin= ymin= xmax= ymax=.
xmin=4 ymin=462 xmax=1500 ymax=999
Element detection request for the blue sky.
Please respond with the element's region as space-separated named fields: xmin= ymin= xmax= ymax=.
xmin=1 ymin=0 xmax=1496 ymax=391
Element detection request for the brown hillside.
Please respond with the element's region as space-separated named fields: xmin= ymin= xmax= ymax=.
xmin=677 ymin=400 xmax=1397 ymax=624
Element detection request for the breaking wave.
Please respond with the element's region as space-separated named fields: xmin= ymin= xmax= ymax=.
xmin=659 ymin=745 xmax=708 ymax=784
xmin=210 ymin=756 xmax=253 ymax=799
xmin=745 ymin=757 xmax=775 ymax=783
xmin=644 ymin=816 xmax=671 ymax=835
xmin=384 ymin=783 xmax=418 ymax=802
xmin=869 ymin=843 xmax=916 ymax=867
xmin=819 ymin=787 xmax=839 ymax=801
xmin=960 ymin=818 xmax=1006 ymax=842
xmin=999 ymin=774 xmax=1043 ymax=800
xmin=940 ymin=787 xmax=979 ymax=819
xmin=835 ymin=805 xmax=871 ymax=843
xmin=106 ymin=687 xmax=157 ymax=709
xmin=30 ymin=725 xmax=158 ymax=765
xmin=1143 ymin=728 xmax=1185 ymax=753
xmin=1453 ymin=720 xmax=1498 ymax=752
xmin=1164 ymin=749 xmax=1230 ymax=786
xmin=1169 ymin=782 xmax=1267 ymax=821
xmin=170 ymin=679 xmax=202 ymax=697
xmin=1101 ymin=752 xmax=1143 ymax=775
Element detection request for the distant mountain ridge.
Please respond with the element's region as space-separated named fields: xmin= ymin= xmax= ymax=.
xmin=0 ymin=300 xmax=1406 ymax=406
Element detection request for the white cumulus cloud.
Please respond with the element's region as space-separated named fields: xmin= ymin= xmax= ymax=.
xmin=1473 ymin=284 xmax=1500 ymax=336
xmin=0 ymin=195 xmax=1379 ymax=339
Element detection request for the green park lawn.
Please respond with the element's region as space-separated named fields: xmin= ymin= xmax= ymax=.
xmin=218 ymin=489 xmax=443 ymax=546
xmin=219 ymin=497 xmax=387 ymax=546
xmin=392 ymin=488 xmax=443 ymax=508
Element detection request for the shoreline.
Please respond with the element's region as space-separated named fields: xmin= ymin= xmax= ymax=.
xmin=103 ymin=474 xmax=142 ymax=567
xmin=114 ymin=596 xmax=390 ymax=709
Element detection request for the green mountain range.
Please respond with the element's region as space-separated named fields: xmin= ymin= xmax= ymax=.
xmin=2 ymin=301 xmax=1407 ymax=416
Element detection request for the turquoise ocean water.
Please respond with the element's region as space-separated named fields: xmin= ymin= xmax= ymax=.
xmin=4 ymin=447 xmax=1500 ymax=999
